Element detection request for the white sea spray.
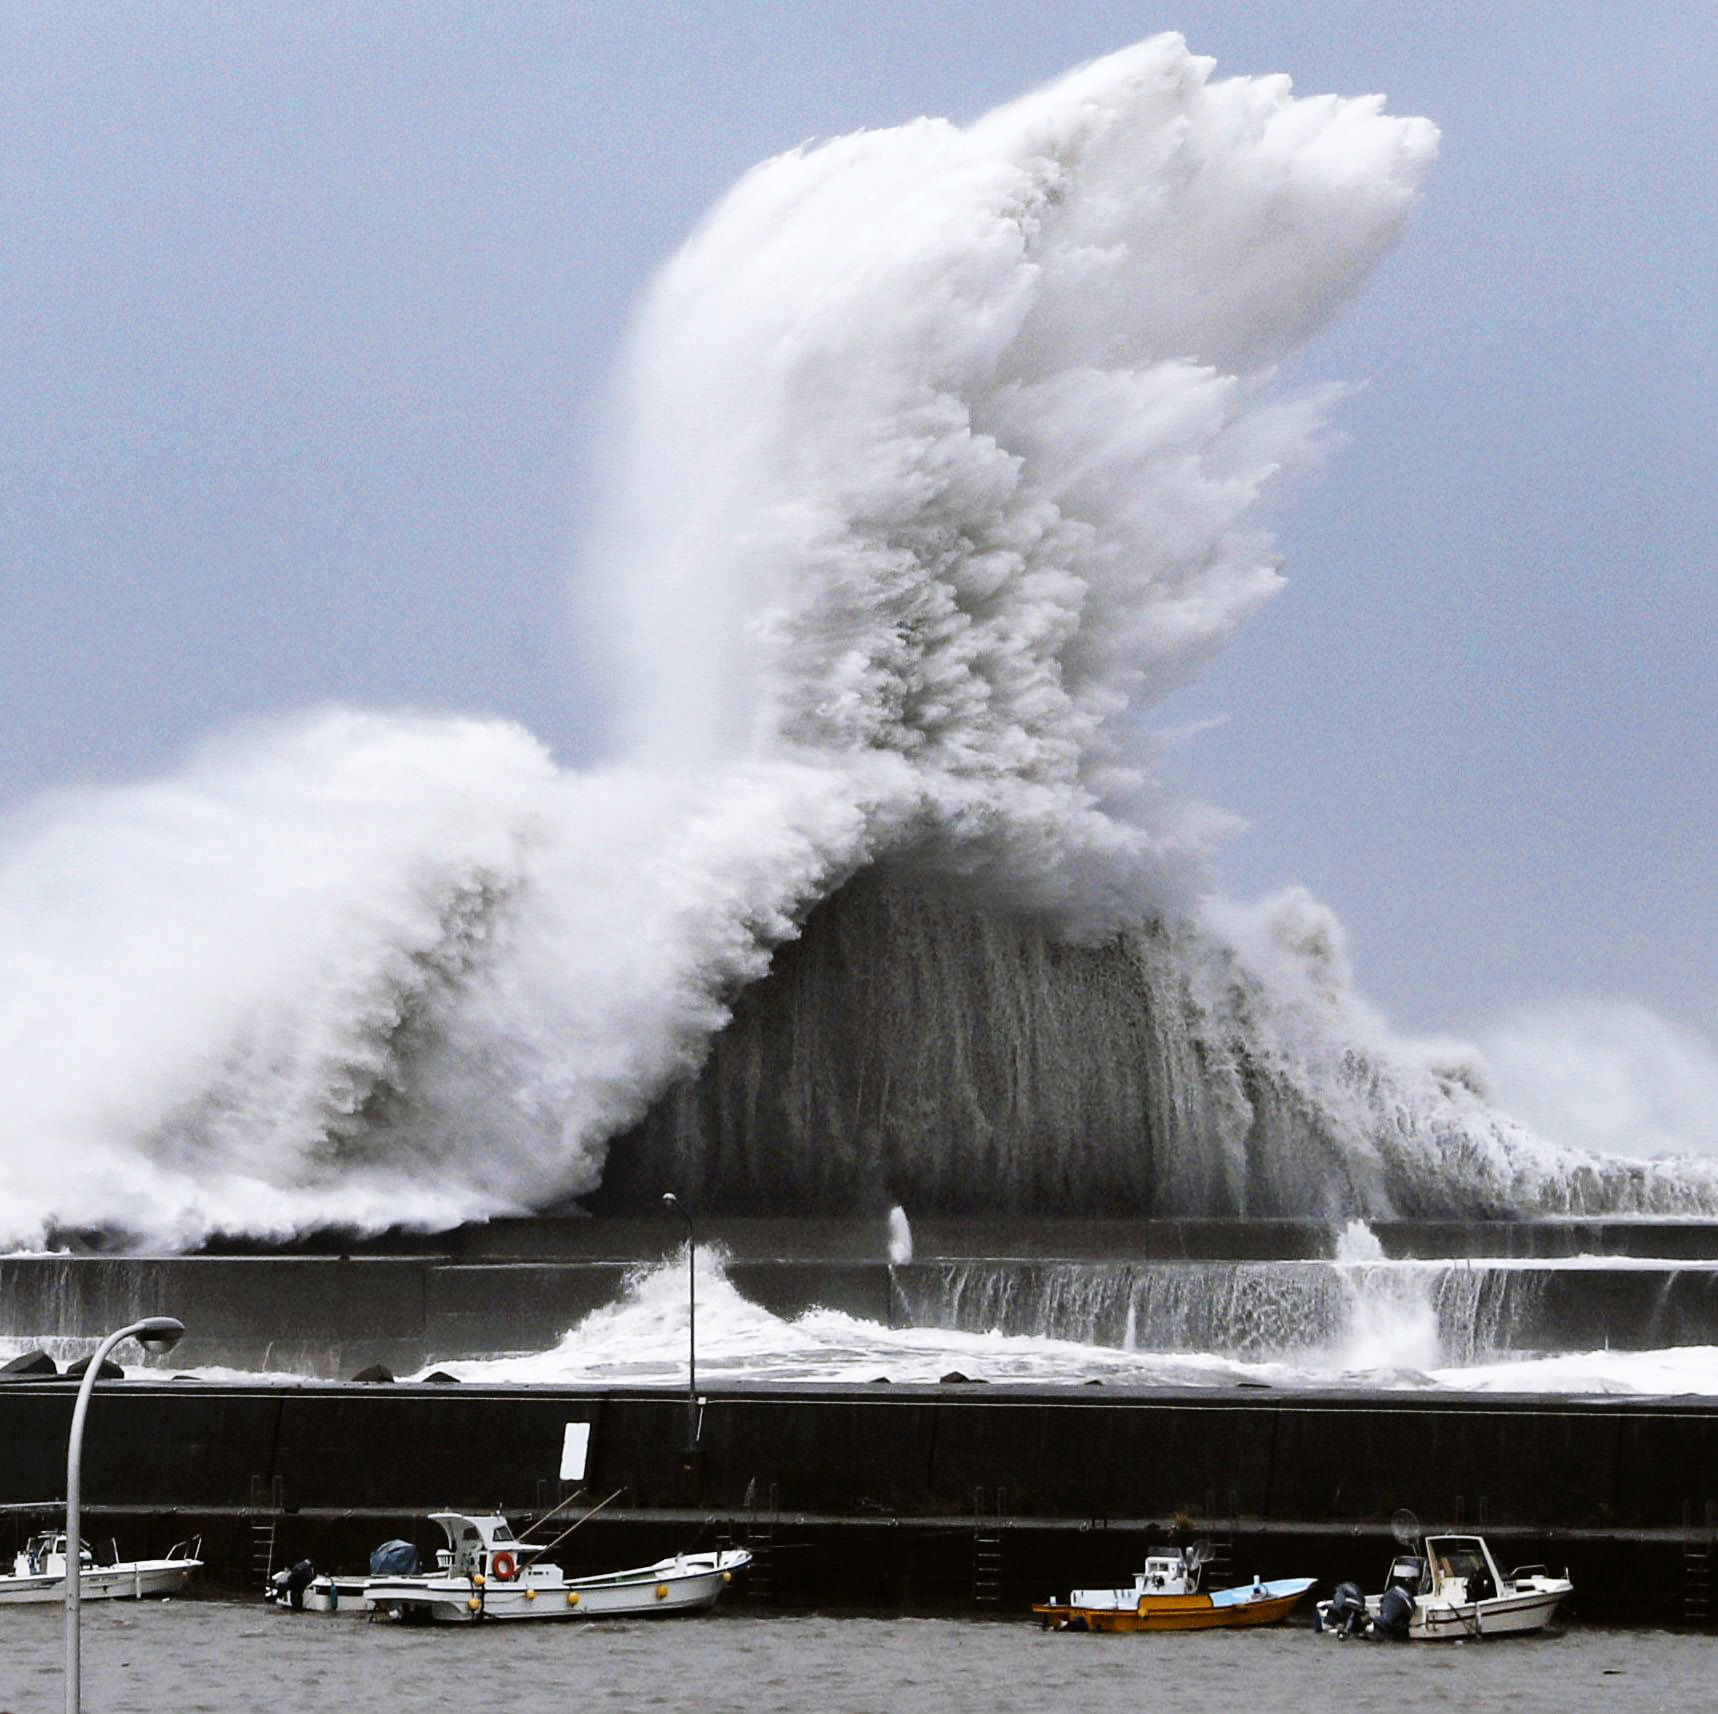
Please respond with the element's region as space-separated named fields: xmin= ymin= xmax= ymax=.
xmin=2 ymin=37 xmax=1706 ymax=1247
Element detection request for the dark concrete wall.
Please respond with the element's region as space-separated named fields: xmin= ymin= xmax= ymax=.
xmin=3 ymin=1378 xmax=1714 ymax=1530
xmin=5 ymin=1379 xmax=1713 ymax=1620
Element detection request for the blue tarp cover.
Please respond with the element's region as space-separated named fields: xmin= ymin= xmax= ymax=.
xmin=369 ymin=1539 xmax=420 ymax=1576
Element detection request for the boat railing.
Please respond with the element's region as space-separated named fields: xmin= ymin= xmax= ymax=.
xmin=1508 ymin=1562 xmax=1548 ymax=1581
xmin=165 ymin=1535 xmax=203 ymax=1563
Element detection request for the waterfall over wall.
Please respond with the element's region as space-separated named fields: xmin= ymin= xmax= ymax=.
xmin=597 ymin=874 xmax=1252 ymax=1215
xmin=888 ymin=1257 xmax=1718 ymax=1367
xmin=890 ymin=1259 xmax=1546 ymax=1366
xmin=593 ymin=873 xmax=1687 ymax=1220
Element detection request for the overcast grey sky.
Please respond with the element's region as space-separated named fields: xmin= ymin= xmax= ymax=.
xmin=3 ymin=1 xmax=1712 ymax=1070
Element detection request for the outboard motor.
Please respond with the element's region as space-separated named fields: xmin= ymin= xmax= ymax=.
xmin=1375 ymin=1583 xmax=1416 ymax=1639
xmin=1323 ymin=1581 xmax=1371 ymax=1638
xmin=271 ymin=1558 xmax=317 ymax=1610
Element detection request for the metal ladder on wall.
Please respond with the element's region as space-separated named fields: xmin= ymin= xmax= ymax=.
xmin=747 ymin=1525 xmax=777 ymax=1602
xmin=1685 ymin=1544 xmax=1710 ymax=1627
xmin=249 ymin=1474 xmax=284 ymax=1593
xmin=745 ymin=1480 xmax=780 ymax=1603
xmin=249 ymin=1516 xmax=278 ymax=1592
xmin=1201 ymin=1489 xmax=1238 ymax=1589
xmin=972 ymin=1487 xmax=1006 ymax=1608
xmin=1685 ymin=1500 xmax=1712 ymax=1628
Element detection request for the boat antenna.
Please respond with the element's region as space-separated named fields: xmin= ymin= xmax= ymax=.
xmin=1391 ymin=1508 xmax=1422 ymax=1549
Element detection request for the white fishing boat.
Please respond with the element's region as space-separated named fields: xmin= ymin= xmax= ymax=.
xmin=281 ymin=1511 xmax=750 ymax=1623
xmin=1318 ymin=1519 xmax=1571 ymax=1641
xmin=0 ymin=1530 xmax=202 ymax=1605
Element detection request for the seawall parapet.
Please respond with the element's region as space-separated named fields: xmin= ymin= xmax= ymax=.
xmin=9 ymin=1220 xmax=1718 ymax=1376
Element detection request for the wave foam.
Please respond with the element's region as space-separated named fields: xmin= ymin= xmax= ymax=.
xmin=3 ymin=38 xmax=1699 ymax=1244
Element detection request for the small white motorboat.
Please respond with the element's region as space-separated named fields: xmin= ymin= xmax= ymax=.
xmin=267 ymin=1563 xmax=372 ymax=1613
xmin=281 ymin=1511 xmax=751 ymax=1623
xmin=1318 ymin=1524 xmax=1571 ymax=1641
xmin=0 ymin=1530 xmax=203 ymax=1605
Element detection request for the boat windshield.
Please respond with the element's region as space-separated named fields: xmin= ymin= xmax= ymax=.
xmin=1428 ymin=1540 xmax=1490 ymax=1582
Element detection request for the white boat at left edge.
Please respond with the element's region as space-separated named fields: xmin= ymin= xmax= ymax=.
xmin=0 ymin=1530 xmax=203 ymax=1604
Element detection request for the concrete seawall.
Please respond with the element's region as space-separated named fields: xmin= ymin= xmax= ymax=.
xmin=7 ymin=1219 xmax=1716 ymax=1621
xmin=5 ymin=1259 xmax=1717 ymax=1378
xmin=1 ymin=1377 xmax=1714 ymax=1622
xmin=10 ymin=1218 xmax=1718 ymax=1376
xmin=0 ymin=1255 xmax=897 ymax=1375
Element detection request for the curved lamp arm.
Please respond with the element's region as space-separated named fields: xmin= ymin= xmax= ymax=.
xmin=66 ymin=1316 xmax=183 ymax=1714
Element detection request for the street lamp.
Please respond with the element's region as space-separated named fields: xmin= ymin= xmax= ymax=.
xmin=660 ymin=1194 xmax=698 ymax=1452
xmin=65 ymin=1315 xmax=184 ymax=1714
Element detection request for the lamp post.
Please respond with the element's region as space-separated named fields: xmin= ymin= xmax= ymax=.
xmin=660 ymin=1193 xmax=697 ymax=1452
xmin=65 ymin=1315 xmax=184 ymax=1714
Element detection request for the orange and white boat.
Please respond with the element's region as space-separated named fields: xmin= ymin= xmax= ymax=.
xmin=1034 ymin=1542 xmax=1313 ymax=1633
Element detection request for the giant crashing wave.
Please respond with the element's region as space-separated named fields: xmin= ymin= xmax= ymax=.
xmin=1 ymin=37 xmax=1710 ymax=1249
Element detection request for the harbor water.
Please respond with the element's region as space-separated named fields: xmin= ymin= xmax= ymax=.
xmin=1 ymin=1601 xmax=1714 ymax=1714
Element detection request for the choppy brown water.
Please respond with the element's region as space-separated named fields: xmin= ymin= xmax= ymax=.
xmin=3 ymin=1601 xmax=1716 ymax=1714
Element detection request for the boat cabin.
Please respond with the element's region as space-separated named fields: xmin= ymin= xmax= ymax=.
xmin=427 ymin=1512 xmax=522 ymax=1579
xmin=1422 ymin=1536 xmax=1503 ymax=1605
xmin=11 ymin=1533 xmax=99 ymax=1579
xmin=1068 ymin=1545 xmax=1200 ymax=1608
xmin=1136 ymin=1548 xmax=1198 ymax=1597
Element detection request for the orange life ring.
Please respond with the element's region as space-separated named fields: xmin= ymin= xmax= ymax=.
xmin=491 ymin=1551 xmax=518 ymax=1582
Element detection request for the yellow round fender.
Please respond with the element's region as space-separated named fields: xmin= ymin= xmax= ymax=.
xmin=525 ymin=1587 xmax=536 ymax=1601
xmin=472 ymin=1572 xmax=486 ymax=1588
xmin=722 ymin=1571 xmax=732 ymax=1583
xmin=466 ymin=1596 xmax=481 ymax=1613
xmin=655 ymin=1583 xmax=669 ymax=1599
xmin=566 ymin=1591 xmax=580 ymax=1608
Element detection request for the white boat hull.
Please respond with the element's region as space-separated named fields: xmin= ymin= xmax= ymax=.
xmin=1406 ymin=1584 xmax=1570 ymax=1639
xmin=0 ymin=1559 xmax=200 ymax=1605
xmin=365 ymin=1550 xmax=751 ymax=1623
xmin=280 ymin=1575 xmax=373 ymax=1614
xmin=1319 ymin=1534 xmax=1572 ymax=1642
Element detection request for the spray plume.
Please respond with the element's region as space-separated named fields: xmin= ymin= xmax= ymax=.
xmin=2 ymin=38 xmax=1701 ymax=1247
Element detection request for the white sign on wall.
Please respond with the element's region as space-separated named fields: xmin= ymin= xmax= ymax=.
xmin=560 ymin=1420 xmax=591 ymax=1482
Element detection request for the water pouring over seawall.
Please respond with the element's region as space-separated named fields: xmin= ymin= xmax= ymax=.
xmin=591 ymin=875 xmax=1717 ymax=1221
xmin=891 ymin=1258 xmax=1718 ymax=1369
xmin=7 ymin=1222 xmax=1718 ymax=1387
